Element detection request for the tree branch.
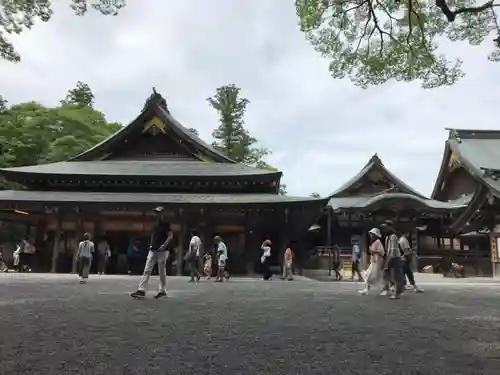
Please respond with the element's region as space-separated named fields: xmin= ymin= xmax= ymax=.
xmin=435 ymin=0 xmax=498 ymax=22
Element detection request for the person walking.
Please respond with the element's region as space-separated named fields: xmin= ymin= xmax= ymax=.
xmin=77 ymin=233 xmax=95 ymax=284
xmin=399 ymin=233 xmax=424 ymax=293
xmin=216 ymin=247 xmax=227 ymax=282
xmin=97 ymin=237 xmax=111 ymax=275
xmin=131 ymin=206 xmax=172 ymax=299
xmin=187 ymin=230 xmax=202 ymax=282
xmin=214 ymin=236 xmax=229 ymax=281
xmin=358 ymin=228 xmax=385 ymax=295
xmin=281 ymin=244 xmax=294 ymax=281
xmin=351 ymin=239 xmax=364 ymax=282
xmin=331 ymin=244 xmax=343 ymax=280
xmin=260 ymin=239 xmax=273 ymax=280
xmin=380 ymin=220 xmax=405 ymax=300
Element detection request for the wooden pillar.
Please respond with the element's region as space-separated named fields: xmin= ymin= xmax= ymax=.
xmin=327 ymin=207 xmax=332 ymax=276
xmin=72 ymin=216 xmax=83 ymax=274
xmin=244 ymin=211 xmax=251 ymax=274
xmin=489 ymin=231 xmax=498 ymax=277
xmin=176 ymin=212 xmax=185 ymax=276
xmin=51 ymin=215 xmax=62 ymax=273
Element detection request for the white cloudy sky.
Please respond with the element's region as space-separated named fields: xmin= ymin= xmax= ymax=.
xmin=1 ymin=0 xmax=499 ymax=198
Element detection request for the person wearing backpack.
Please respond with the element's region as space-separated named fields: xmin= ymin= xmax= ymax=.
xmin=77 ymin=233 xmax=95 ymax=284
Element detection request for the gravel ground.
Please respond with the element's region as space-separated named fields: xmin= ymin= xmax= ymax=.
xmin=1 ymin=274 xmax=500 ymax=375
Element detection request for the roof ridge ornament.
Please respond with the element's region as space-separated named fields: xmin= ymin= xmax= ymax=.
xmin=447 ymin=128 xmax=462 ymax=143
xmin=143 ymin=87 xmax=169 ymax=113
xmin=480 ymin=167 xmax=499 ymax=180
xmin=368 ymin=153 xmax=382 ymax=165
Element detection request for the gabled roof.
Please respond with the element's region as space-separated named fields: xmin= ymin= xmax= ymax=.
xmin=327 ymin=154 xmax=462 ymax=213
xmin=71 ymin=91 xmax=235 ymax=163
xmin=329 ymin=154 xmax=425 ymax=198
xmin=0 ymin=90 xmax=283 ymax=183
xmin=432 ymin=128 xmax=500 ymax=199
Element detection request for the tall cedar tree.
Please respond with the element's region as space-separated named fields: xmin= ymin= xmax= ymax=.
xmin=297 ymin=0 xmax=500 ymax=88
xmin=207 ymin=85 xmax=287 ymax=195
xmin=1 ymin=1 xmax=125 ymax=62
xmin=61 ymin=81 xmax=95 ymax=107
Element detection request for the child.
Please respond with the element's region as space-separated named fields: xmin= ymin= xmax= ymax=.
xmin=203 ymin=252 xmax=212 ymax=279
xmin=216 ymin=250 xmax=226 ymax=282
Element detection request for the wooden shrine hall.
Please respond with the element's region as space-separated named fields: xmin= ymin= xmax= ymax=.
xmin=0 ymin=90 xmax=326 ymax=275
xmin=308 ymin=154 xmax=469 ymax=274
xmin=432 ymin=128 xmax=500 ymax=277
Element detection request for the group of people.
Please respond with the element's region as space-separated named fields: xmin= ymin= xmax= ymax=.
xmin=73 ymin=205 xmax=297 ymax=298
xmin=358 ymin=219 xmax=424 ymax=299
xmin=0 ymin=239 xmax=36 ymax=273
xmin=130 ymin=206 xmax=233 ymax=299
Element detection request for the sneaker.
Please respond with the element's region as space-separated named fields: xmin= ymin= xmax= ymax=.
xmin=379 ymin=290 xmax=389 ymax=296
xmin=154 ymin=291 xmax=167 ymax=299
xmin=131 ymin=290 xmax=146 ymax=299
xmin=414 ymin=287 xmax=424 ymax=293
xmin=358 ymin=288 xmax=369 ymax=295
xmin=196 ymin=275 xmax=201 ymax=282
xmin=405 ymin=284 xmax=414 ymax=291
xmin=389 ymin=294 xmax=401 ymax=300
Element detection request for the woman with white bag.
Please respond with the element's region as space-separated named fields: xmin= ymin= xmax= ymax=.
xmin=358 ymin=228 xmax=385 ymax=295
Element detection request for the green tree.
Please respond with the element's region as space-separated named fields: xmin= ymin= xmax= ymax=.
xmin=279 ymin=184 xmax=288 ymax=196
xmin=296 ymin=0 xmax=500 ymax=88
xmin=310 ymin=192 xmax=321 ymax=198
xmin=61 ymin=81 xmax=95 ymax=107
xmin=0 ymin=95 xmax=7 ymax=114
xmin=1 ymin=0 xmax=126 ymax=62
xmin=207 ymin=84 xmax=288 ymax=195
xmin=0 ymin=101 xmax=122 ymax=169
xmin=208 ymin=84 xmax=270 ymax=166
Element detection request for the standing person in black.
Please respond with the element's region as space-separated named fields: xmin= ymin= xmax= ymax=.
xmin=131 ymin=206 xmax=172 ymax=299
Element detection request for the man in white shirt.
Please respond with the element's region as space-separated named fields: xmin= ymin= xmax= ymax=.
xmin=187 ymin=230 xmax=202 ymax=282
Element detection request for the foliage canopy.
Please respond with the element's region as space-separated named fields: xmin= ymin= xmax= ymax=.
xmin=0 ymin=0 xmax=125 ymax=62
xmin=296 ymin=0 xmax=500 ymax=88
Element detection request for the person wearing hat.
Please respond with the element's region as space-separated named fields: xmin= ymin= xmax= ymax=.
xmin=380 ymin=220 xmax=405 ymax=299
xmin=131 ymin=206 xmax=172 ymax=299
xmin=359 ymin=228 xmax=384 ymax=295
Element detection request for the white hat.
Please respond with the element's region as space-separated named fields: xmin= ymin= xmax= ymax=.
xmin=368 ymin=228 xmax=381 ymax=238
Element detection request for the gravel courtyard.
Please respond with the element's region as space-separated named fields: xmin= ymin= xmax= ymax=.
xmin=1 ymin=274 xmax=499 ymax=375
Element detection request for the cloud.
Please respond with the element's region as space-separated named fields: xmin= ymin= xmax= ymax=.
xmin=1 ymin=0 xmax=499 ymax=197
